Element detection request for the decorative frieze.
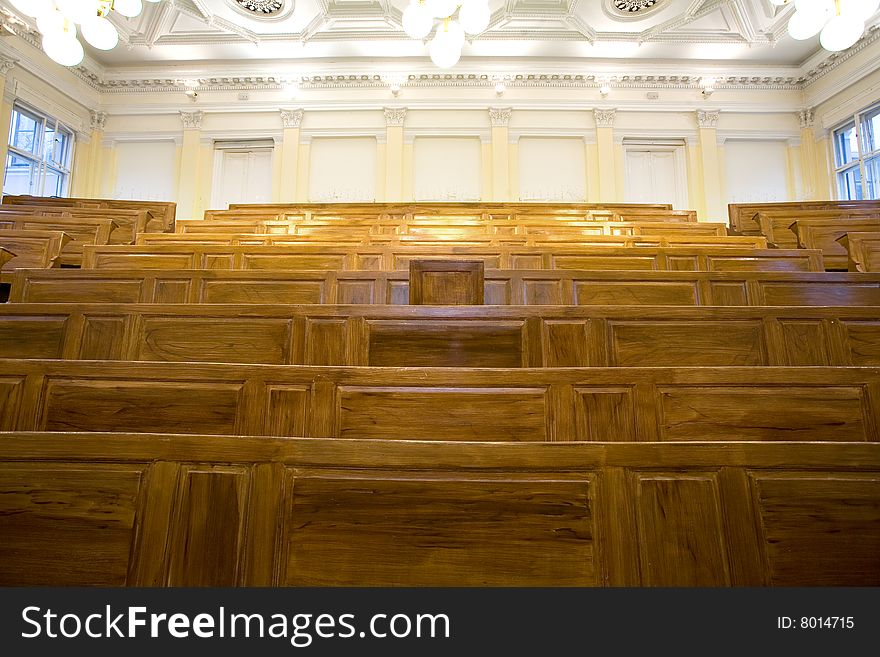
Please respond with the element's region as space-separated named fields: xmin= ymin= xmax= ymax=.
xmin=384 ymin=107 xmax=407 ymax=127
xmin=696 ymin=110 xmax=719 ymax=129
xmin=179 ymin=110 xmax=204 ymax=130
xmin=280 ymin=108 xmax=303 ymax=128
xmin=488 ymin=107 xmax=512 ymax=127
xmin=594 ymin=108 xmax=616 ymax=128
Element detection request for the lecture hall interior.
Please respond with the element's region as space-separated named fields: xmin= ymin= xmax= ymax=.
xmin=0 ymin=0 xmax=878 ymax=587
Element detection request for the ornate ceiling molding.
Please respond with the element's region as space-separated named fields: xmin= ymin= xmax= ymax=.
xmin=383 ymin=107 xmax=407 ymax=127
xmin=180 ymin=110 xmax=204 ymax=130
xmin=488 ymin=107 xmax=512 ymax=127
xmin=696 ymin=109 xmax=719 ymax=129
xmin=280 ymin=108 xmax=303 ymax=128
xmin=594 ymin=108 xmax=616 ymax=128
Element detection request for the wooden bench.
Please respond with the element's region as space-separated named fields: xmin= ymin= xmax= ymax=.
xmin=3 ymin=303 xmax=879 ymax=367
xmin=0 ymin=247 xmax=13 ymax=270
xmin=0 ymin=204 xmax=152 ymax=244
xmin=81 ymin=244 xmax=823 ymax=272
xmin=0 ymin=230 xmax=70 ymax=283
xmin=0 ymin=215 xmax=116 ymax=266
xmin=226 ymin=201 xmax=674 ymax=215
xmin=0 ymin=432 xmax=875 ymax=586
xmin=1 ymin=359 xmax=877 ymax=443
xmin=729 ymin=200 xmax=880 ymax=234
xmin=755 ymin=209 xmax=880 ymax=249
xmin=838 ymin=232 xmax=880 ymax=272
xmin=1 ymin=194 xmax=176 ymax=232
xmin=144 ymin=232 xmax=766 ymax=248
xmin=11 ymin=268 xmax=879 ymax=306
xmin=792 ymin=218 xmax=880 ymax=270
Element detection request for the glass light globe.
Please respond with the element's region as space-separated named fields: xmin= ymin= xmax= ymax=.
xmin=43 ymin=34 xmax=84 ymax=66
xmin=427 ymin=0 xmax=458 ymax=19
xmin=443 ymin=19 xmax=465 ymax=48
xmin=840 ymin=0 xmax=880 ymax=21
xmin=81 ymin=16 xmax=119 ymax=50
xmin=794 ymin=0 xmax=832 ymax=15
xmin=113 ymin=0 xmax=144 ymax=18
xmin=37 ymin=9 xmax=67 ymax=36
xmin=402 ymin=2 xmax=434 ymax=40
xmin=459 ymin=0 xmax=490 ymax=35
xmin=55 ymin=0 xmax=99 ymax=24
xmin=429 ymin=22 xmax=463 ymax=68
xmin=820 ymin=14 xmax=865 ymax=51
xmin=788 ymin=8 xmax=828 ymax=40
xmin=9 ymin=0 xmax=53 ymax=19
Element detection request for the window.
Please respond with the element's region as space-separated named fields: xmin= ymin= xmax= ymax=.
xmin=833 ymin=103 xmax=880 ymax=200
xmin=3 ymin=103 xmax=73 ymax=197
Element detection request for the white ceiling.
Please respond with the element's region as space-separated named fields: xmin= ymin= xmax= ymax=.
xmin=1 ymin=0 xmax=848 ymax=71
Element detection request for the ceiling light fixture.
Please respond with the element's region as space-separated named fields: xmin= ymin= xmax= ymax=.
xmin=782 ymin=0 xmax=879 ymax=52
xmin=8 ymin=0 xmax=163 ymax=67
xmin=402 ymin=0 xmax=491 ymax=69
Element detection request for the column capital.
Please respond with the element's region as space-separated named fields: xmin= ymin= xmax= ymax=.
xmin=0 ymin=55 xmax=17 ymax=77
xmin=799 ymin=108 xmax=814 ymax=128
xmin=89 ymin=110 xmax=107 ymax=132
xmin=696 ymin=110 xmax=720 ymax=129
xmin=594 ymin=108 xmax=616 ymax=128
xmin=179 ymin=110 xmax=204 ymax=130
xmin=384 ymin=107 xmax=407 ymax=127
xmin=488 ymin=107 xmax=512 ymax=127
xmin=280 ymin=108 xmax=304 ymax=129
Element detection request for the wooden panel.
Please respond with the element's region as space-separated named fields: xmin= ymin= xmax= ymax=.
xmin=42 ymin=379 xmax=244 ymax=434
xmin=634 ymin=474 xmax=730 ymax=586
xmin=138 ymin=317 xmax=291 ymax=364
xmin=609 ymin=321 xmax=765 ymax=366
xmin=759 ymin=280 xmax=880 ymax=306
xmin=752 ymin=473 xmax=880 ymax=585
xmin=337 ymin=386 xmax=548 ymax=441
xmin=16 ymin=276 xmax=147 ymax=303
xmin=283 ymin=471 xmax=595 ymax=586
xmin=0 ymin=464 xmax=142 ymax=585
xmin=367 ymin=320 xmax=524 ymax=367
xmin=574 ymin=388 xmax=636 ymax=441
xmin=841 ymin=322 xmax=880 ymax=366
xmin=265 ymin=386 xmax=311 ymax=436
xmin=776 ymin=321 xmax=831 ymax=366
xmin=658 ymin=386 xmax=869 ymax=442
xmin=409 ymin=259 xmax=484 ymax=304
xmin=0 ymin=317 xmax=66 ymax=358
xmin=543 ymin=321 xmax=594 ymax=367
xmin=0 ymin=377 xmax=26 ymax=431
xmin=79 ymin=316 xmax=127 ymax=360
xmin=200 ymin=279 xmax=326 ymax=304
xmin=0 ymin=229 xmax=70 ymax=280
xmin=574 ymin=281 xmax=698 ymax=305
xmin=167 ymin=467 xmax=250 ymax=586
xmin=304 ymin=319 xmax=347 ymax=366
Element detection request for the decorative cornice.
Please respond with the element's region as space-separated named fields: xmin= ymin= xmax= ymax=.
xmin=696 ymin=110 xmax=719 ymax=129
xmin=179 ymin=110 xmax=204 ymax=130
xmin=89 ymin=110 xmax=107 ymax=132
xmin=383 ymin=107 xmax=407 ymax=127
xmin=280 ymin=108 xmax=303 ymax=128
xmin=489 ymin=107 xmax=512 ymax=127
xmin=799 ymin=108 xmax=814 ymax=128
xmin=594 ymin=108 xmax=616 ymax=128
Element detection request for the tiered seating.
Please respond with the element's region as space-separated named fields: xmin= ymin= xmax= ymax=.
xmin=0 ymin=214 xmax=115 ymax=266
xmin=0 ymin=230 xmax=70 ymax=283
xmin=1 ymin=199 xmax=878 ymax=587
xmin=839 ymin=232 xmax=880 ymax=272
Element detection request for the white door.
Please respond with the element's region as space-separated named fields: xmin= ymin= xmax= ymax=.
xmin=212 ymin=149 xmax=273 ymax=209
xmin=624 ymin=145 xmax=688 ymax=209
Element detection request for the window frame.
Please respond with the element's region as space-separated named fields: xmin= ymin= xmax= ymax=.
xmin=4 ymin=101 xmax=74 ymax=197
xmin=832 ymin=101 xmax=880 ymax=200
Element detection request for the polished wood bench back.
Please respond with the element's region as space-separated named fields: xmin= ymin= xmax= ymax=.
xmin=0 ymin=215 xmax=115 ymax=266
xmin=146 ymin=232 xmax=766 ymax=248
xmin=1 ymin=360 xmax=877 ymax=443
xmin=80 ymin=244 xmax=823 ymax=272
xmin=227 ymin=202 xmax=674 ymax=214
xmin=729 ymin=200 xmax=880 ymax=233
xmin=11 ymin=268 xmax=879 ymax=306
xmin=3 ymin=303 xmax=879 ymax=367
xmin=0 ymin=246 xmax=12 ymax=270
xmin=793 ymin=218 xmax=880 ymax=269
xmin=0 ymin=432 xmax=875 ymax=586
xmin=2 ymin=194 xmax=175 ymax=231
xmin=756 ymin=210 xmax=880 ymax=250
xmin=0 ymin=230 xmax=70 ymax=283
xmin=0 ymin=205 xmax=151 ymax=244
xmin=839 ymin=232 xmax=880 ymax=272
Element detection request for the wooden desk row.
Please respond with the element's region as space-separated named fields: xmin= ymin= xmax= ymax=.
xmin=840 ymin=232 xmax=880 ymax=272
xmin=0 ymin=205 xmax=154 ymax=244
xmin=0 ymin=215 xmax=115 ymax=266
xmin=0 ymin=230 xmax=70 ymax=283
xmin=0 ymin=432 xmax=876 ymax=586
xmin=728 ymin=200 xmax=880 ymax=234
xmin=1 ymin=194 xmax=176 ymax=232
xmin=1 ymin=360 xmax=878 ymax=443
xmin=80 ymin=244 xmax=824 ymax=272
xmin=10 ymin=268 xmax=880 ymax=306
xmin=3 ymin=303 xmax=879 ymax=367
xmin=149 ymin=232 xmax=766 ymax=249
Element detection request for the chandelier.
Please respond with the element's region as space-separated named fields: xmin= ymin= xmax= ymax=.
xmin=7 ymin=0 xmax=162 ymax=67
xmin=773 ymin=0 xmax=879 ymax=52
xmin=402 ymin=0 xmax=490 ymax=69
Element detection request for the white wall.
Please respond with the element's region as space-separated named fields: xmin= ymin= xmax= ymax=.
xmin=413 ymin=137 xmax=482 ymax=201
xmin=113 ymin=141 xmax=176 ymax=201
xmin=724 ymin=140 xmax=789 ymax=204
xmin=517 ymin=137 xmax=586 ymax=201
xmin=308 ymin=137 xmax=377 ymax=201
